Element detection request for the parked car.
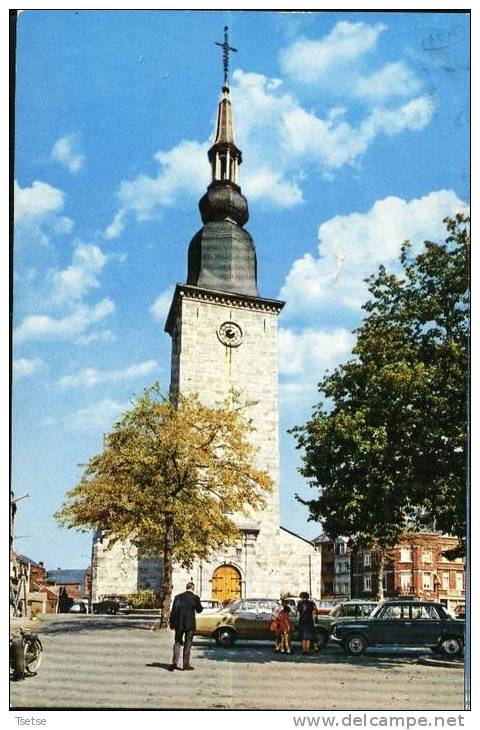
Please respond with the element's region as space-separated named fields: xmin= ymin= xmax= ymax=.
xmin=69 ymin=600 xmax=87 ymax=614
xmin=314 ymin=600 xmax=378 ymax=648
xmin=315 ymin=599 xmax=338 ymax=616
xmin=331 ymin=599 xmax=465 ymax=657
xmin=281 ymin=596 xmax=301 ymax=611
xmin=195 ymin=598 xmax=282 ymax=646
xmin=92 ymin=598 xmax=132 ymax=615
xmin=201 ymin=599 xmax=222 ymax=612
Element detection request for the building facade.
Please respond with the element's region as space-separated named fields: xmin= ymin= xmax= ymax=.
xmin=315 ymin=535 xmax=351 ymax=601
xmin=92 ymin=43 xmax=320 ymax=604
xmin=350 ymin=533 xmax=465 ymax=615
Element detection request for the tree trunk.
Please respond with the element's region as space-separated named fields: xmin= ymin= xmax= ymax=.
xmin=374 ymin=549 xmax=386 ymax=601
xmin=160 ymin=523 xmax=175 ymax=629
xmin=151 ymin=523 xmax=175 ymax=631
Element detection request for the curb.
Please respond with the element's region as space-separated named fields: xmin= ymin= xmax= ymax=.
xmin=417 ymin=654 xmax=464 ymax=669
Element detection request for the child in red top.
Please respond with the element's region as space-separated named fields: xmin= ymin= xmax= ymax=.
xmin=275 ymin=603 xmax=292 ymax=654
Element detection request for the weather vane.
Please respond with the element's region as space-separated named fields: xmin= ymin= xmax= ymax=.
xmin=215 ymin=26 xmax=237 ymax=87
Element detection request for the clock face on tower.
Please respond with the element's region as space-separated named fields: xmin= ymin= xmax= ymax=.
xmin=217 ymin=321 xmax=243 ymax=347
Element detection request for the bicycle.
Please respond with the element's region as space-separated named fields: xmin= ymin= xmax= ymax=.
xmin=10 ymin=628 xmax=43 ymax=680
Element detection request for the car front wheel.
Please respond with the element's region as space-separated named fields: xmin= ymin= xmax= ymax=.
xmin=214 ymin=627 xmax=237 ymax=648
xmin=343 ymin=634 xmax=368 ymax=656
xmin=438 ymin=637 xmax=463 ymax=658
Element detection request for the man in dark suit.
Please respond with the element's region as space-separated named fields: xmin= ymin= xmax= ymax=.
xmin=168 ymin=581 xmax=203 ymax=671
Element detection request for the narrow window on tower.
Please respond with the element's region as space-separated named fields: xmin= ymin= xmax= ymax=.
xmin=220 ymin=154 xmax=227 ymax=180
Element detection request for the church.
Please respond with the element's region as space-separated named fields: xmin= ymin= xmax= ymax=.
xmin=91 ymin=30 xmax=321 ymax=605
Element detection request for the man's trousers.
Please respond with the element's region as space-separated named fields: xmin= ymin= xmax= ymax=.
xmin=172 ymin=629 xmax=194 ymax=668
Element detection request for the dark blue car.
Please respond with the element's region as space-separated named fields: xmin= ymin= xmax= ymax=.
xmin=331 ymin=600 xmax=464 ymax=657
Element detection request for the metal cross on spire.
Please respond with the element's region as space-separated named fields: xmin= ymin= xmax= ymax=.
xmin=215 ymin=26 xmax=237 ymax=88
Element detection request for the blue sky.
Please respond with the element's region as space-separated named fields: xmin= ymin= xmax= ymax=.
xmin=12 ymin=9 xmax=470 ymax=570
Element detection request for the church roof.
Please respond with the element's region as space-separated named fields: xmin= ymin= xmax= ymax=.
xmin=280 ymin=525 xmax=317 ymax=546
xmin=184 ymin=28 xmax=262 ymax=300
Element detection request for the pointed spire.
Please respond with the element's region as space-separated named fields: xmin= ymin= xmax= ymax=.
xmin=213 ymin=90 xmax=235 ymax=146
xmin=209 ymin=27 xmax=242 ymax=185
xmin=185 ymin=28 xmax=258 ymax=298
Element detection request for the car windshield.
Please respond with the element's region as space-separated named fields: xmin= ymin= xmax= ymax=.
xmin=222 ymin=600 xmax=242 ymax=613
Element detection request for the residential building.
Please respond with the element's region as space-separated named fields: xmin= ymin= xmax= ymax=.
xmin=350 ymin=533 xmax=465 ymax=615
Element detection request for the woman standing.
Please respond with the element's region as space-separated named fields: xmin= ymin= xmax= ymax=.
xmin=297 ymin=591 xmax=316 ymax=654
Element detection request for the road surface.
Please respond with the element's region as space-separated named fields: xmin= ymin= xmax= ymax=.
xmin=10 ymin=614 xmax=466 ymax=710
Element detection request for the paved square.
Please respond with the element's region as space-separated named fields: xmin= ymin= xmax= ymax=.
xmin=10 ymin=615 xmax=466 ymax=710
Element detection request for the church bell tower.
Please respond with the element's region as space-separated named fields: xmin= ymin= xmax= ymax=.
xmin=91 ymin=28 xmax=321 ymax=604
xmin=165 ymin=28 xmax=285 ymax=598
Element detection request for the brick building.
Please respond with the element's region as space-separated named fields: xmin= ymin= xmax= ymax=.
xmin=350 ymin=533 xmax=465 ymax=615
xmin=314 ymin=535 xmax=351 ymax=601
xmin=14 ymin=555 xmax=59 ymax=614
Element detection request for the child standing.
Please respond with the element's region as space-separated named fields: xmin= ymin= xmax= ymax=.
xmin=275 ymin=603 xmax=292 ymax=654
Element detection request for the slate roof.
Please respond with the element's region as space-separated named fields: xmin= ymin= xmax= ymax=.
xmin=46 ymin=569 xmax=88 ymax=585
xmin=17 ymin=554 xmax=42 ymax=566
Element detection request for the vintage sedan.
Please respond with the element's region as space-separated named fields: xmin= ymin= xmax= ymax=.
xmin=92 ymin=598 xmax=132 ymax=615
xmin=332 ymin=599 xmax=465 ymax=657
xmin=315 ymin=600 xmax=378 ymax=648
xmin=195 ymin=598 xmax=282 ymax=646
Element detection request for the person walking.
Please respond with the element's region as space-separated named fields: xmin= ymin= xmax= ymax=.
xmin=297 ymin=591 xmax=316 ymax=655
xmin=168 ymin=581 xmax=203 ymax=671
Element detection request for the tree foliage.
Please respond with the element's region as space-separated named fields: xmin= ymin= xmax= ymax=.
xmin=292 ymin=214 xmax=469 ymax=592
xmin=55 ymin=385 xmax=272 ymax=626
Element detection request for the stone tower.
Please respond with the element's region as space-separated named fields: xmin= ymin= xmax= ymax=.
xmin=91 ymin=33 xmax=321 ymax=604
xmin=165 ymin=81 xmax=283 ymax=543
xmin=165 ymin=48 xmax=320 ymax=602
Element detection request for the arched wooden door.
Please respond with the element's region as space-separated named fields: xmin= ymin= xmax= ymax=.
xmin=211 ymin=564 xmax=241 ymax=603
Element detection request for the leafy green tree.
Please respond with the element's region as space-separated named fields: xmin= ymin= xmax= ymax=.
xmin=55 ymin=385 xmax=272 ymax=627
xmin=292 ymin=215 xmax=469 ymax=596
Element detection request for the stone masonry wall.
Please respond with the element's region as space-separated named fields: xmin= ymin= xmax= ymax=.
xmin=170 ymin=292 xmax=281 ymax=535
xmin=168 ymin=290 xmax=320 ymax=600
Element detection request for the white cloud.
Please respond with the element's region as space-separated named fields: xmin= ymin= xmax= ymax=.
xmin=280 ymin=95 xmax=433 ymax=170
xmin=14 ymin=179 xmax=74 ymax=245
xmin=277 ymin=327 xmax=355 ymax=407
xmin=279 ymin=21 xmax=387 ymax=84
xmin=150 ymin=287 xmax=174 ymax=321
xmin=13 ymin=357 xmax=44 ymax=378
xmin=105 ymin=49 xmax=433 ymax=232
xmin=355 ymin=62 xmax=421 ymax=101
xmin=104 ymin=209 xmax=126 ymax=239
xmin=279 ymin=328 xmax=355 ymax=376
xmin=280 ymin=22 xmax=423 ymax=106
xmin=51 ymin=134 xmax=85 ymax=173
xmin=49 ymin=242 xmax=108 ymax=305
xmin=241 ymin=167 xmax=303 ymax=207
xmin=232 ymin=69 xmax=433 ymax=179
xmin=68 ymin=398 xmax=129 ymax=431
xmin=77 ymin=330 xmax=117 ymax=345
xmin=14 ymin=298 xmax=115 ymax=345
xmin=52 ymin=216 xmax=75 ymax=235
xmin=60 ymin=359 xmax=159 ymax=388
xmin=14 ymin=180 xmax=64 ymax=222
xmin=280 ymin=190 xmax=468 ymax=316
